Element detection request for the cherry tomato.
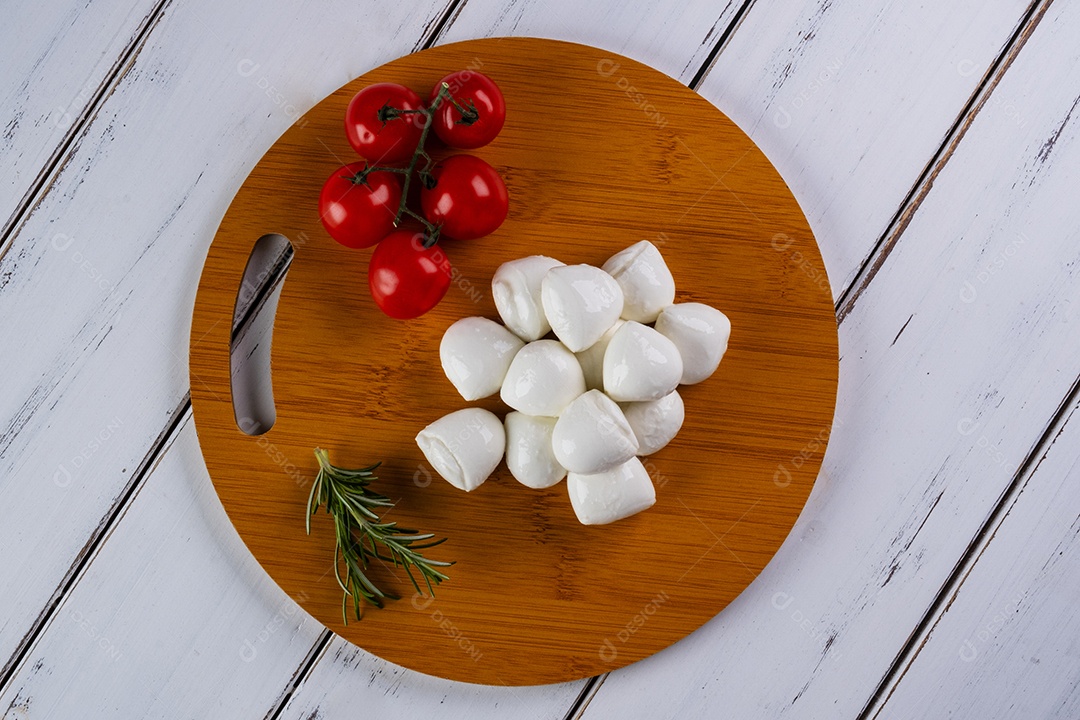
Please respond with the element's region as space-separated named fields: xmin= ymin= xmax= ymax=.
xmin=318 ymin=162 xmax=402 ymax=249
xmin=368 ymin=230 xmax=453 ymax=319
xmin=420 ymin=155 xmax=509 ymax=241
xmin=430 ymin=71 xmax=506 ymax=149
xmin=345 ymin=83 xmax=426 ymax=164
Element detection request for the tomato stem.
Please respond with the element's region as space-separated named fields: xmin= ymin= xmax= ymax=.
xmin=392 ymin=84 xmax=451 ymax=243
xmin=417 ymin=150 xmax=434 ymax=178
xmin=442 ymin=82 xmax=480 ymax=125
xmin=400 ymin=206 xmax=442 ymax=247
xmin=372 ymin=82 xmax=480 ymax=245
xmin=376 ymin=102 xmax=426 ymax=123
xmin=376 ymin=102 xmax=394 ymax=124
xmin=356 ymin=165 xmax=407 ymax=177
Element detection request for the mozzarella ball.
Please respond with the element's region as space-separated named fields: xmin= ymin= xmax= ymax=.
xmin=551 ymin=390 xmax=639 ymax=474
xmin=603 ymin=321 xmax=683 ymax=402
xmin=492 ymin=255 xmax=565 ymax=341
xmin=505 ymin=412 xmax=566 ymax=489
xmin=574 ymin=319 xmax=624 ymax=392
xmin=440 ymin=317 xmax=525 ymax=401
xmin=602 ymin=240 xmax=676 ymax=323
xmin=500 ymin=339 xmax=586 ymax=416
xmin=567 ymin=457 xmax=656 ymax=525
xmin=621 ymin=391 xmax=684 ymax=455
xmin=415 ymin=408 xmax=505 ymax=492
xmin=654 ymin=303 xmax=731 ymax=384
xmin=540 ymin=264 xmax=624 ymax=352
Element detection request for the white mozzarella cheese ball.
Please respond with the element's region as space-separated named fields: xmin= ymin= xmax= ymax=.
xmin=504 ymin=412 xmax=566 ymax=489
xmin=603 ymin=321 xmax=683 ymax=401
xmin=620 ymin=391 xmax=684 ymax=455
xmin=540 ymin=264 xmax=624 ymax=352
xmin=440 ymin=317 xmax=525 ymax=401
xmin=415 ymin=408 xmax=505 ymax=492
xmin=602 ymin=240 xmax=676 ymax=323
xmin=567 ymin=457 xmax=656 ymax=525
xmin=551 ymin=389 xmax=639 ymax=474
xmin=500 ymin=339 xmax=586 ymax=416
xmin=491 ymin=255 xmax=565 ymax=341
xmin=654 ymin=303 xmax=731 ymax=384
xmin=574 ymin=319 xmax=624 ymax=392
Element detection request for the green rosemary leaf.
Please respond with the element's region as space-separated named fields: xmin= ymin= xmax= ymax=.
xmin=307 ymin=448 xmax=453 ymax=623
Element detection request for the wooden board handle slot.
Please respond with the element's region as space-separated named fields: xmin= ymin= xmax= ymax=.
xmin=231 ymin=233 xmax=294 ymax=436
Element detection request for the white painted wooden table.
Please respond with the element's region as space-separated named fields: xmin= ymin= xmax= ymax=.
xmin=2 ymin=1 xmax=1078 ymax=717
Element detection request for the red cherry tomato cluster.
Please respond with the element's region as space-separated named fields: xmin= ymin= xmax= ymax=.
xmin=318 ymin=70 xmax=509 ymax=319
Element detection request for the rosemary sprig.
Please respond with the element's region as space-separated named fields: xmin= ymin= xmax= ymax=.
xmin=307 ymin=448 xmax=452 ymax=623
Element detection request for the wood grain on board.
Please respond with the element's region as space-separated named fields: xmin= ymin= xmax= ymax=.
xmin=190 ymin=37 xmax=838 ymax=685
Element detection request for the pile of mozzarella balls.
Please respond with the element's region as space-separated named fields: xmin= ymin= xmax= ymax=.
xmin=415 ymin=241 xmax=730 ymax=525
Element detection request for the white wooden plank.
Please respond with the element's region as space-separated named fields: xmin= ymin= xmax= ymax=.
xmin=438 ymin=0 xmax=744 ymax=85
xmin=872 ymin=397 xmax=1080 ymax=718
xmin=0 ymin=417 xmax=328 ymax=718
xmin=0 ymin=0 xmax=457 ymax=689
xmin=0 ymin=0 xmax=162 ymax=233
xmin=698 ymin=0 xmax=1035 ymax=296
xmin=582 ymin=0 xmax=1080 ymax=717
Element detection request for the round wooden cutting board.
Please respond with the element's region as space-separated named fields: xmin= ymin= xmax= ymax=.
xmin=190 ymin=38 xmax=838 ymax=685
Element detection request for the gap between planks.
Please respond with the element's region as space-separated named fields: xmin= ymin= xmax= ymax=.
xmin=687 ymin=0 xmax=757 ymax=90
xmin=565 ymin=674 xmax=606 ymax=720
xmin=0 ymin=0 xmax=173 ymax=263
xmin=264 ymin=631 xmax=336 ymax=720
